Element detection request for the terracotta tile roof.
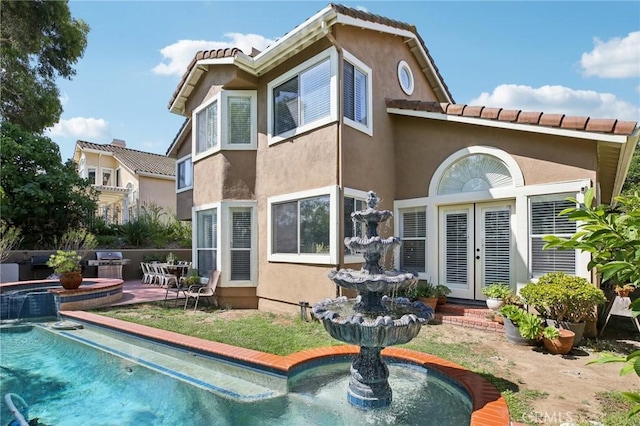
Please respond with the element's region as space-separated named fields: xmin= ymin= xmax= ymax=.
xmin=168 ymin=3 xmax=454 ymax=110
xmin=76 ymin=140 xmax=176 ymax=177
xmin=385 ymin=99 xmax=638 ymax=136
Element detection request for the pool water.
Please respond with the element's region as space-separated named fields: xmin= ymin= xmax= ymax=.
xmin=0 ymin=325 xmax=471 ymax=425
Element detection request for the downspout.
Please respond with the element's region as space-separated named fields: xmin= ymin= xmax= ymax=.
xmin=323 ymin=20 xmax=344 ymax=298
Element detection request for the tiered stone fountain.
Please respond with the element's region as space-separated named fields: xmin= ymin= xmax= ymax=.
xmin=313 ymin=191 xmax=434 ymax=409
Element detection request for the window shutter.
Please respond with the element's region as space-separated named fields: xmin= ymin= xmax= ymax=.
xmin=343 ymin=61 xmax=355 ymax=121
xmin=483 ymin=209 xmax=511 ymax=285
xmin=354 ymin=68 xmax=367 ymax=125
xmin=445 ymin=212 xmax=468 ymax=285
xmin=228 ymin=97 xmax=252 ymax=144
xmin=530 ymin=198 xmax=576 ymax=276
xmin=400 ymin=209 xmax=426 ymax=272
xmin=231 ymin=209 xmax=252 ymax=280
xmin=207 ymin=102 xmax=218 ymax=149
xmin=300 ymin=59 xmax=331 ymax=125
xmin=197 ymin=209 xmax=217 ymax=274
xmin=273 ymin=77 xmax=299 ymax=135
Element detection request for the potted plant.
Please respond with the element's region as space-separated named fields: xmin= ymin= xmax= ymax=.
xmin=413 ymin=280 xmax=438 ymax=309
xmin=434 ymin=284 xmax=451 ymax=305
xmin=180 ymin=269 xmax=202 ymax=288
xmin=614 ymin=283 xmax=636 ymax=298
xmin=166 ymin=252 xmax=177 ymax=265
xmin=519 ymin=272 xmax=606 ymax=345
xmin=47 ymin=250 xmax=83 ymax=289
xmin=498 ymin=305 xmax=538 ymax=346
xmin=481 ymin=282 xmax=512 ymax=311
xmin=541 ymin=326 xmax=575 ymax=355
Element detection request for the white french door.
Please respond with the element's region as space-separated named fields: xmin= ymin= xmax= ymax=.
xmin=439 ymin=201 xmax=513 ymax=300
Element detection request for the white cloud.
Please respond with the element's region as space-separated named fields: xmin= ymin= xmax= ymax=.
xmin=46 ymin=117 xmax=109 ymax=140
xmin=356 ymin=6 xmax=369 ymax=13
xmin=468 ymin=84 xmax=640 ymax=121
xmin=152 ymin=33 xmax=274 ymax=77
xmin=580 ymin=31 xmax=640 ymax=78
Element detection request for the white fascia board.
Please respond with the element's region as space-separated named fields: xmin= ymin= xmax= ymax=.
xmin=83 ymin=148 xmax=114 ymax=156
xmin=166 ymin=119 xmax=191 ymax=158
xmin=387 ymin=108 xmax=630 ymax=144
xmin=612 ymin=131 xmax=640 ymax=198
xmin=336 ymin=15 xmax=453 ymax=104
xmin=136 ymin=171 xmax=175 ymax=181
xmin=252 ymin=5 xmax=336 ymax=68
xmin=169 ymin=65 xmax=207 ymax=114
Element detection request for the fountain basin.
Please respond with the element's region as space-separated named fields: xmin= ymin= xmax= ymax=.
xmin=328 ymin=270 xmax=418 ymax=293
xmin=344 ymin=236 xmax=400 ymax=254
xmin=313 ymin=296 xmax=434 ymax=347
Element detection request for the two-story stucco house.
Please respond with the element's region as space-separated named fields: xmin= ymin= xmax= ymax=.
xmin=166 ymin=4 xmax=639 ymax=313
xmin=74 ymin=139 xmax=177 ymax=223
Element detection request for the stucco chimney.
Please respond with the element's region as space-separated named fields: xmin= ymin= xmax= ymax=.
xmin=111 ymin=138 xmax=126 ymax=147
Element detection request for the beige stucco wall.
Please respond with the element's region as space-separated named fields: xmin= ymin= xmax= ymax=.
xmin=138 ymin=176 xmax=177 ymax=215
xmin=391 ymin=116 xmax=598 ymax=199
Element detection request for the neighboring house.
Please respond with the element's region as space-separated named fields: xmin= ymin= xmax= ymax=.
xmin=166 ymin=3 xmax=639 ymax=313
xmin=74 ymin=139 xmax=177 ymax=223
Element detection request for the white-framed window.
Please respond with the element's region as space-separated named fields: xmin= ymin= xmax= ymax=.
xmin=192 ymin=90 xmax=257 ymax=161
xmin=101 ymin=168 xmax=113 ymax=186
xmin=267 ymin=186 xmax=339 ymax=264
xmin=195 ymin=207 xmax=218 ymax=275
xmin=194 ymin=201 xmax=257 ymax=285
xmin=176 ymin=155 xmax=193 ymax=192
xmin=87 ymin=167 xmax=96 ymax=185
xmin=343 ymin=51 xmax=373 ymax=136
xmin=399 ymin=207 xmax=427 ymax=273
xmin=267 ymin=48 xmax=338 ymax=144
xmin=529 ymin=194 xmax=577 ymax=278
xmin=397 ymin=60 xmax=414 ymax=96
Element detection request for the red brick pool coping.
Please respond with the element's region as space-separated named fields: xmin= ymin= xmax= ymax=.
xmin=62 ymin=310 xmax=509 ymax=426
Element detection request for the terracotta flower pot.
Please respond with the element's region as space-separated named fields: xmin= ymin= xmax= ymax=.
xmin=418 ymin=297 xmax=438 ymax=310
xmin=60 ymin=272 xmax=83 ymax=290
xmin=543 ymin=329 xmax=575 ymax=355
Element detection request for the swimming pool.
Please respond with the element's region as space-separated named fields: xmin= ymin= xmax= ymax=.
xmin=1 ymin=323 xmax=473 ymax=425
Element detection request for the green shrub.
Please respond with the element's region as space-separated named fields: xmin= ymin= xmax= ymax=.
xmin=520 ymin=272 xmax=607 ymax=322
xmin=482 ymin=283 xmax=512 ymax=299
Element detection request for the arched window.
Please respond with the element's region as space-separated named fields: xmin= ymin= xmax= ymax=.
xmin=438 ymin=154 xmax=514 ymax=195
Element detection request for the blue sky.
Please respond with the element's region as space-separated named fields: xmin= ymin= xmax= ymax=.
xmin=47 ymin=1 xmax=640 ymax=162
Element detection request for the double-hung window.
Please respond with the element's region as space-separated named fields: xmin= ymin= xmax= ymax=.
xmin=529 ymin=195 xmax=577 ymax=277
xmin=193 ymin=91 xmax=257 ymax=160
xmin=87 ymin=167 xmax=96 ymax=185
xmin=230 ymin=207 xmax=253 ymax=281
xmin=399 ymin=207 xmax=427 ymax=273
xmin=196 ymin=100 xmax=218 ymax=154
xmin=177 ymin=155 xmax=192 ymax=191
xmin=343 ymin=52 xmax=372 ymax=135
xmin=196 ymin=208 xmax=218 ymax=275
xmin=268 ymin=49 xmax=337 ymax=144
xmin=268 ymin=186 xmax=338 ymax=264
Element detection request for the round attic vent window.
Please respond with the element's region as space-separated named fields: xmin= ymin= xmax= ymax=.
xmin=397 ymin=60 xmax=414 ymax=95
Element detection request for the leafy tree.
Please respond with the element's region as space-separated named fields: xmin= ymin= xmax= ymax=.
xmin=0 ymin=122 xmax=98 ymax=248
xmin=543 ymin=188 xmax=640 ymax=289
xmin=622 ymin=141 xmax=640 ymax=194
xmin=0 ymin=0 xmax=89 ymax=133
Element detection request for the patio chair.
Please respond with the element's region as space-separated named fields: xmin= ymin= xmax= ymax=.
xmin=158 ymin=264 xmax=178 ymax=288
xmin=141 ymin=262 xmax=153 ymax=285
xmin=184 ymin=270 xmax=220 ymax=312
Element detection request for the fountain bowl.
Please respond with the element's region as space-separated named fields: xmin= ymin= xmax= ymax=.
xmin=312 ymin=296 xmax=434 ymax=347
xmin=328 ymin=269 xmax=418 ymax=293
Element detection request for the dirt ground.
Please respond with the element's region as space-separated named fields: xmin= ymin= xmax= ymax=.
xmin=424 ymin=317 xmax=639 ymax=425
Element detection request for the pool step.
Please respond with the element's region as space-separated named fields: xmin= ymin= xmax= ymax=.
xmin=433 ymin=303 xmax=505 ymax=333
xmin=50 ymin=325 xmax=286 ymax=401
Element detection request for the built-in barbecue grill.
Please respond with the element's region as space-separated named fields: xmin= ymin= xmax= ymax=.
xmin=87 ymin=251 xmax=131 ymax=279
